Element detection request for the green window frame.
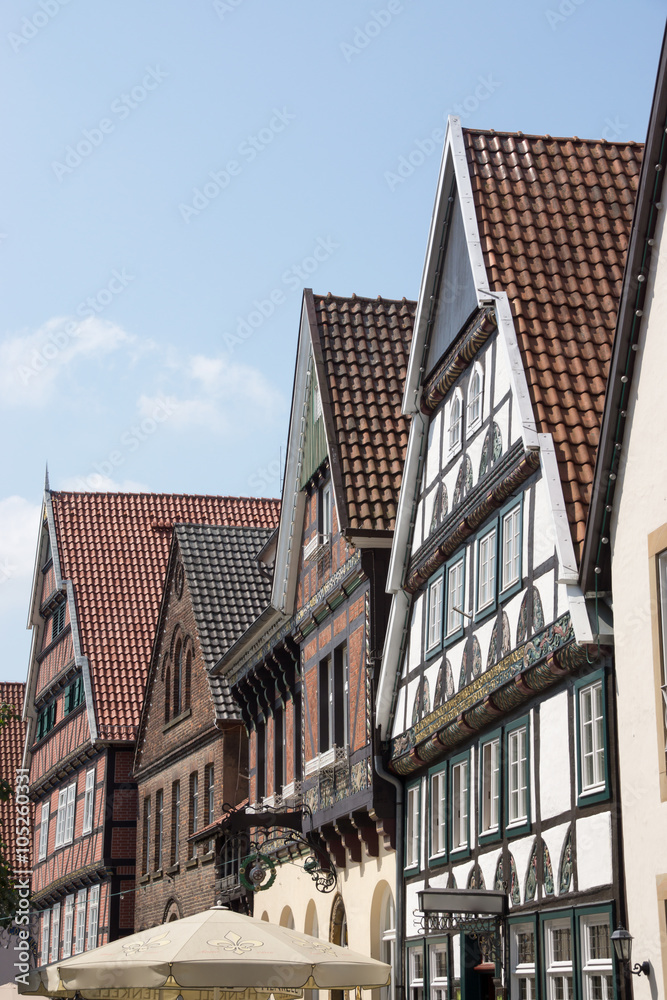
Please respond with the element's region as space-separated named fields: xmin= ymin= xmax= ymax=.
xmin=475 ymin=522 xmax=499 ymax=621
xmin=36 ymin=702 xmax=56 ymax=741
xmin=577 ymin=904 xmax=617 ymax=1000
xmin=505 ymin=714 xmax=531 ymax=837
xmin=425 ymin=569 xmax=445 ymax=657
xmin=428 ymin=763 xmax=447 ymax=864
xmin=64 ymin=676 xmax=84 ymax=716
xmin=574 ymin=669 xmax=610 ymax=806
xmin=449 ymin=748 xmax=470 ymax=859
xmin=499 ymin=496 xmax=524 ymax=600
xmin=444 ymin=552 xmax=466 ymax=644
xmin=426 ymin=936 xmax=451 ymax=1000
xmin=51 ymin=602 xmax=67 ymax=640
xmin=405 ymin=780 xmax=421 ymax=872
xmin=478 ymin=727 xmax=502 ymax=845
xmin=540 ymin=909 xmax=575 ymax=1000
xmin=508 ymin=913 xmax=538 ymax=1000
xmin=406 ymin=941 xmax=426 ymax=1000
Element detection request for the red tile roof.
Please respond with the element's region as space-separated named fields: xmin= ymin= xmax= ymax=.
xmin=463 ymin=129 xmax=643 ymax=559
xmin=310 ymin=292 xmax=416 ymax=532
xmin=0 ymin=683 xmax=27 ymax=868
xmin=50 ymin=493 xmax=280 ymax=734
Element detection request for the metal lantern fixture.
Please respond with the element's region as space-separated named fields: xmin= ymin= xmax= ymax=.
xmin=611 ymin=926 xmax=650 ymax=978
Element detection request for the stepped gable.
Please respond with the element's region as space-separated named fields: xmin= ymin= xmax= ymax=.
xmin=49 ymin=492 xmax=280 ymax=733
xmin=463 ymin=128 xmax=643 ymax=558
xmin=174 ymin=524 xmax=275 ymax=720
xmin=311 ymin=292 xmax=416 ymax=533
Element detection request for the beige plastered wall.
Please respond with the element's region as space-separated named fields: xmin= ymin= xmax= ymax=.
xmin=611 ymin=203 xmax=667 ymax=998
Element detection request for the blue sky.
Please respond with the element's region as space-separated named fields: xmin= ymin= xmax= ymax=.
xmin=1 ymin=0 xmax=665 ymax=683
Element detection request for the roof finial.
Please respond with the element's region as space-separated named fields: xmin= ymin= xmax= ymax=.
xmin=44 ymin=463 xmax=50 ymax=493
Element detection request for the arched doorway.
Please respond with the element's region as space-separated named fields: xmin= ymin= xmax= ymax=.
xmin=329 ymin=895 xmax=348 ymax=1000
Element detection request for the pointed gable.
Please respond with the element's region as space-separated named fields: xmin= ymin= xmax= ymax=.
xmin=463 ymin=129 xmax=643 ymax=558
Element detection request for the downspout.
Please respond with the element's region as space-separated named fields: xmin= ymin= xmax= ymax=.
xmin=374 ymin=755 xmax=404 ymax=1000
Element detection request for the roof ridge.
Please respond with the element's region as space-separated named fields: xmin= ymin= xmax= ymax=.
xmin=462 ymin=125 xmax=643 ymax=147
xmin=314 ymin=291 xmax=417 ymax=307
xmin=50 ymin=490 xmax=280 ymax=502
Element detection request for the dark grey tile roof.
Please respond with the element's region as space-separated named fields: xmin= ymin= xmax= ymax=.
xmin=174 ymin=524 xmax=274 ymax=720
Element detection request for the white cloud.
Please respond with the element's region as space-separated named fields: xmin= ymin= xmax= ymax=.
xmin=57 ymin=474 xmax=150 ymax=493
xmin=0 ymin=316 xmax=136 ymax=407
xmin=0 ymin=495 xmax=41 ymax=587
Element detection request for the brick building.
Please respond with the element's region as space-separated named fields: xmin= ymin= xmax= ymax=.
xmin=0 ymin=682 xmax=28 ymax=984
xmin=133 ymin=524 xmax=276 ymax=927
xmin=22 ymin=489 xmax=279 ymax=967
xmin=213 ymin=291 xmax=414 ymax=966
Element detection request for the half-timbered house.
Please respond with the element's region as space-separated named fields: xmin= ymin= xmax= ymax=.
xmin=376 ymin=119 xmax=642 ymax=1000
xmin=0 ymin=682 xmax=29 ymax=984
xmin=23 ymin=488 xmax=279 ymax=967
xmin=133 ymin=523 xmax=276 ymax=928
xmin=212 ymin=291 xmax=414 ymax=966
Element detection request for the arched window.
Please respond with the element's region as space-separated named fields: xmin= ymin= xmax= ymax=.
xmin=184 ymin=649 xmax=192 ymax=710
xmin=164 ymin=659 xmax=171 ymax=723
xmin=448 ymin=391 xmax=463 ymax=454
xmin=173 ymin=641 xmax=183 ymax=716
xmin=467 ymin=365 xmax=483 ymax=431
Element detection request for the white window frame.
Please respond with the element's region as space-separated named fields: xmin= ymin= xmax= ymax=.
xmin=448 ymin=390 xmax=463 ymax=456
xmin=545 ymin=918 xmax=574 ymax=1000
xmin=430 ymin=769 xmax=447 ymax=858
xmin=579 ymin=681 xmax=605 ymax=794
xmin=466 ymin=365 xmax=483 ymax=435
xmin=82 ymin=768 xmax=95 ymax=835
xmin=62 ymin=894 xmax=74 ymax=959
xmin=451 ymin=757 xmax=468 ymax=853
xmin=446 ymin=556 xmax=465 ymax=637
xmin=87 ymin=885 xmax=100 ymax=951
xmin=405 ymin=783 xmax=420 ymax=869
xmin=39 ymin=800 xmax=50 ymax=861
xmin=429 ymin=941 xmax=449 ymax=1000
xmin=477 ymin=526 xmax=497 ymax=612
xmin=580 ymin=915 xmax=613 ymax=1000
xmin=481 ymin=737 xmax=500 ymax=835
xmin=427 ymin=575 xmax=444 ymax=652
xmin=510 ymin=923 xmax=536 ymax=1000
xmin=63 ymin=780 xmax=76 ymax=844
xmin=54 ymin=788 xmax=67 ymax=848
xmin=408 ymin=946 xmax=425 ymax=1000
xmin=50 ymin=901 xmax=60 ymax=964
xmin=74 ymin=888 xmax=87 ymax=955
xmin=507 ymin=725 xmax=528 ymax=828
xmin=41 ymin=909 xmax=50 ymax=966
xmin=380 ymin=890 xmax=396 ymax=1000
xmin=501 ymin=505 xmax=522 ymax=592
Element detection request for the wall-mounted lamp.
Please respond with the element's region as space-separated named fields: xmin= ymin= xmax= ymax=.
xmin=611 ymin=926 xmax=650 ymax=977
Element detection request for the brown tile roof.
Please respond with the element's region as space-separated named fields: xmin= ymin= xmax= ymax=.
xmin=310 ymin=292 xmax=416 ymax=533
xmin=0 ymin=683 xmax=27 ymax=868
xmin=463 ymin=129 xmax=643 ymax=560
xmin=50 ymin=493 xmax=280 ymax=734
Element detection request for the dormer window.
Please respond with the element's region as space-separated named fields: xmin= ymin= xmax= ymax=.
xmin=448 ymin=391 xmax=463 ymax=455
xmin=467 ymin=365 xmax=483 ymax=433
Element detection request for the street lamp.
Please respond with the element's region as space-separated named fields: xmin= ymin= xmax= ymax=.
xmin=611 ymin=926 xmax=650 ymax=978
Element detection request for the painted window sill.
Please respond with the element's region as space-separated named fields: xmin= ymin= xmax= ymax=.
xmin=162 ymin=708 xmax=192 ymax=733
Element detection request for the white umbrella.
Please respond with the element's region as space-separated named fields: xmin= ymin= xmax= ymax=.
xmin=22 ymin=906 xmax=390 ymax=998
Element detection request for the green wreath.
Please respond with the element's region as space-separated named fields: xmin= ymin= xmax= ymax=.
xmin=239 ymin=852 xmax=277 ymax=892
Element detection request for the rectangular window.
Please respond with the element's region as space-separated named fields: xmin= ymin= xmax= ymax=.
xmin=64 ymin=676 xmax=84 ymax=716
xmin=205 ymin=764 xmax=215 ymax=853
xmin=62 ymin=894 xmax=74 ymax=959
xmin=274 ymin=710 xmax=285 ymax=792
xmin=256 ymin=722 xmax=266 ymax=800
xmin=87 ymin=885 xmax=100 ymax=951
xmin=545 ymin=920 xmax=573 ymax=1000
xmin=74 ymin=888 xmax=87 ymax=955
xmin=580 ymin=915 xmax=613 ymax=1000
xmin=405 ymin=783 xmax=420 ymax=869
xmin=580 ymin=681 xmax=605 ymax=793
xmin=478 ymin=527 xmax=497 ymax=612
xmin=37 ymin=702 xmax=56 ymax=742
xmin=50 ymin=901 xmax=60 ymax=963
xmin=41 ymin=909 xmax=50 ymax=966
xmin=481 ymin=737 xmax=500 ymax=836
xmin=64 ymin=781 xmax=76 ymax=844
xmin=408 ymin=947 xmax=425 ymax=1000
xmin=190 ymin=772 xmax=198 ymax=857
xmin=510 ymin=923 xmax=536 ymax=1000
xmin=52 ymin=602 xmax=67 ymax=640
xmin=155 ymin=789 xmax=164 ymax=870
xmin=82 ymin=768 xmax=95 ymax=834
xmin=446 ymin=558 xmax=465 ymax=637
xmin=39 ymin=800 xmax=50 ymax=860
xmin=451 ymin=758 xmax=468 ymax=852
xmin=143 ymin=796 xmax=151 ymax=874
xmin=501 ymin=506 xmax=522 ymax=592
xmin=429 ymin=943 xmax=449 ymax=1000
xmin=319 ymin=657 xmax=334 ymax=752
xmin=430 ymin=769 xmax=447 ymax=859
xmin=172 ymin=781 xmax=180 ymax=864
xmin=427 ymin=575 xmax=444 ymax=651
xmin=508 ymin=726 xmax=528 ymax=827
xmin=54 ymin=787 xmax=67 ymax=848
xmin=334 ymin=642 xmax=348 ymax=748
